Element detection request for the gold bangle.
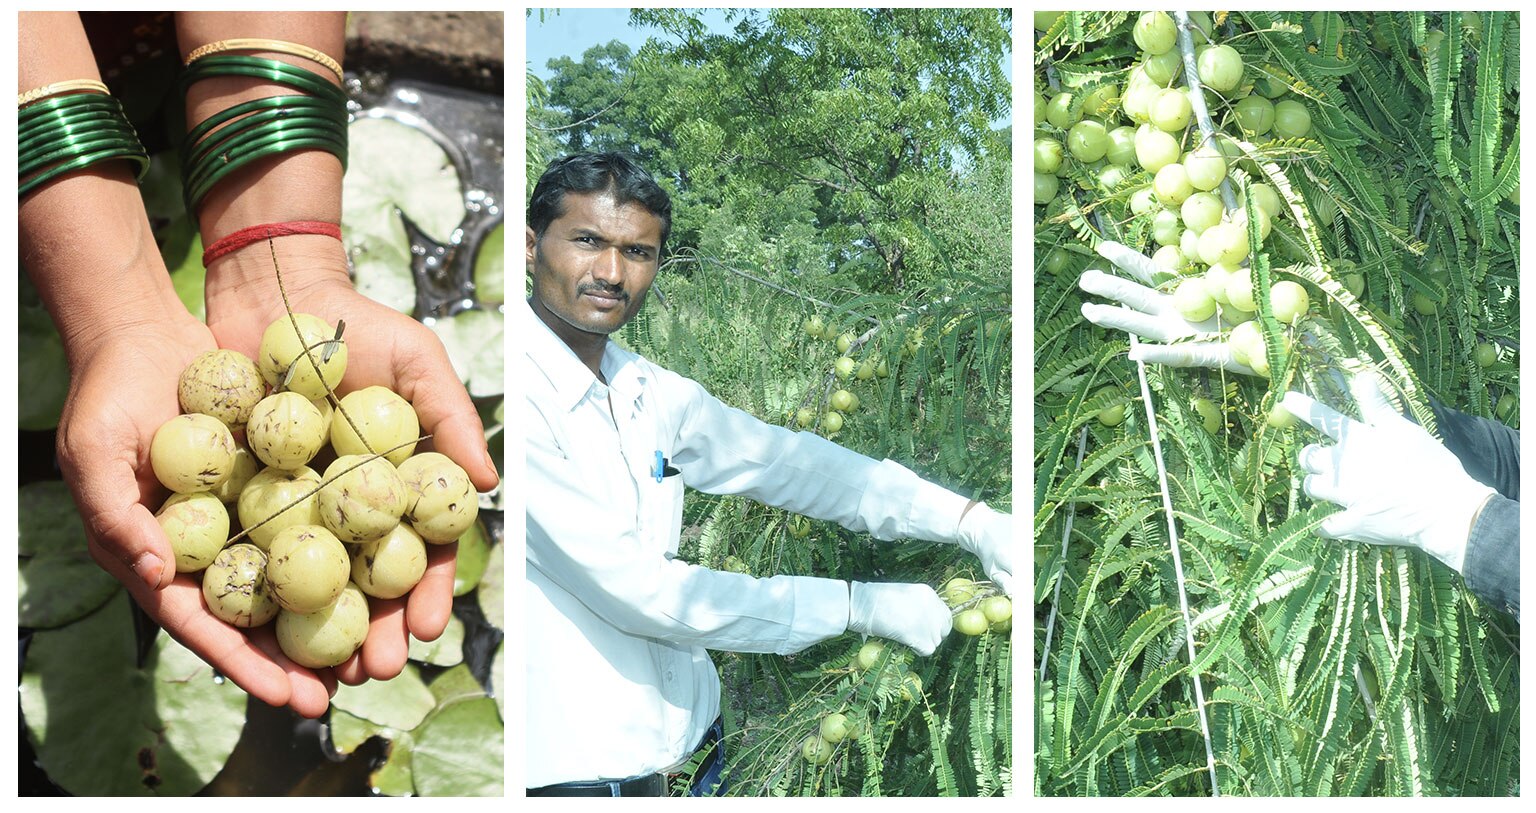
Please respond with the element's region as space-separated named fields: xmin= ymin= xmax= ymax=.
xmin=184 ymin=38 xmax=344 ymax=84
xmin=17 ymin=79 xmax=109 ymax=108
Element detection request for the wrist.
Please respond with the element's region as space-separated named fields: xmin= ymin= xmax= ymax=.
xmin=1421 ymin=487 xmax=1494 ymax=574
xmin=203 ymin=235 xmax=351 ymax=316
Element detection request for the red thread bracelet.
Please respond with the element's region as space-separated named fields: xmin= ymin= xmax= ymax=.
xmin=201 ymin=220 xmax=342 ymax=267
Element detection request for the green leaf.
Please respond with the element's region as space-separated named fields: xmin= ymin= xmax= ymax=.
xmin=410 ymin=696 xmax=504 ymax=796
xmin=18 ymin=482 xmax=120 ymax=628
xmin=329 ymin=708 xmax=391 ymax=756
xmin=408 ymin=613 xmax=465 ymax=667
xmin=17 ymin=303 xmax=68 ymax=431
xmin=429 ymin=663 xmax=484 ymax=706
xmin=477 ymin=539 xmax=504 ymax=630
xmin=427 ymin=307 xmax=505 ymax=398
xmin=473 ymin=223 xmax=505 ymax=304
xmin=452 ymin=520 xmax=491 ymax=597
xmin=20 ymin=593 xmax=248 ymax=795
xmin=331 ymin=662 xmax=438 ymax=732
xmin=372 ymin=732 xmax=417 ymax=796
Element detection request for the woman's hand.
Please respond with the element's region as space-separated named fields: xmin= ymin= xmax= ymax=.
xmin=55 ymin=315 xmax=337 ymax=717
xmin=204 ymin=242 xmax=499 ymax=685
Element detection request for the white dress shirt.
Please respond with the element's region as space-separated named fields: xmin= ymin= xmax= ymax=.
xmin=521 ymin=299 xmax=970 ymax=788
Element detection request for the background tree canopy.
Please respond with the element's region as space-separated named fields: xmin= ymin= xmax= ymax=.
xmin=527 ymin=8 xmax=1015 ymax=796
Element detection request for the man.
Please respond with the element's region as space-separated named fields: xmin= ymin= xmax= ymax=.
xmin=522 ymin=152 xmax=1013 ymax=796
xmin=1080 ymin=241 xmax=1518 ymax=617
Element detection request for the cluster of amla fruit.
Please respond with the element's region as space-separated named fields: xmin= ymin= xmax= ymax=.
xmin=802 ymin=641 xmax=925 ymax=764
xmin=941 ymin=577 xmax=1012 ymax=636
xmin=1039 ymin=11 xmax=1320 ymax=378
xmin=149 ymin=313 xmax=480 ymax=669
xmin=800 ymin=314 xmax=891 ymax=435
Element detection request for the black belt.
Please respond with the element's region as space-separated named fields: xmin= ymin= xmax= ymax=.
xmin=527 ymin=718 xmax=724 ymax=797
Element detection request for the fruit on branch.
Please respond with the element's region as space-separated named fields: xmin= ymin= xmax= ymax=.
xmin=802 ymin=734 xmax=835 ymax=764
xmin=1133 ymin=11 xmax=1177 ymax=55
xmin=1197 ymin=44 xmax=1244 ymax=92
xmin=819 ymin=713 xmax=851 ymax=744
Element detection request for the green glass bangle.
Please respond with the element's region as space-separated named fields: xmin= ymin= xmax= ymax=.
xmin=184 ymin=94 xmax=342 ymax=152
xmin=21 ymin=128 xmax=141 ymax=176
xmin=20 ymin=145 xmax=150 ymax=197
xmin=19 ymin=113 xmax=135 ymax=156
xmin=183 ymin=114 xmax=346 ymax=190
xmin=182 ymin=104 xmax=345 ymax=171
xmin=19 ymin=95 xmax=121 ymax=136
xmin=180 ymin=54 xmax=345 ymax=104
xmin=18 ymin=91 xmax=148 ymax=197
xmin=18 ymin=91 xmax=119 ymax=124
xmin=185 ymin=120 xmax=345 ymax=188
xmin=186 ymin=135 xmax=346 ymax=211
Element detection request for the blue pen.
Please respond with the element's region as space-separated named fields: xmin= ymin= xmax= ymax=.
xmin=654 ymin=450 xmax=665 ymax=483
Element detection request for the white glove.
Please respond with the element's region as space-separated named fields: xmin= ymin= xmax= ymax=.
xmin=1280 ymin=372 xmax=1494 ymax=573
xmin=1079 ymin=241 xmax=1257 ymax=375
xmin=956 ymin=503 xmax=1014 ymax=596
xmin=847 ymin=582 xmax=952 ymax=656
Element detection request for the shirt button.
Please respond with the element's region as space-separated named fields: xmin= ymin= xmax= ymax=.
xmin=665 ymin=671 xmax=675 ymax=682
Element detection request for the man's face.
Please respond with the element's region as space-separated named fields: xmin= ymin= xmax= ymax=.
xmin=527 ymin=191 xmax=663 ymax=342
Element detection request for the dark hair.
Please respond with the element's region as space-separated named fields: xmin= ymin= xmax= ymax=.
xmin=527 ymin=152 xmax=672 ymax=254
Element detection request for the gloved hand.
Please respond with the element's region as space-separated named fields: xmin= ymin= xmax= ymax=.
xmin=956 ymin=503 xmax=1014 ymax=596
xmin=1280 ymin=372 xmax=1495 ymax=573
xmin=847 ymin=582 xmax=952 ymax=656
xmin=1079 ymin=241 xmax=1257 ymax=375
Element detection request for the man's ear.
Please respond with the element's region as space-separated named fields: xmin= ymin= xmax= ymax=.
xmin=526 ymin=225 xmax=538 ymax=268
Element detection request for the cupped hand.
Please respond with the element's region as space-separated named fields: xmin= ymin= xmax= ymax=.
xmin=205 ymin=249 xmax=498 ymax=684
xmin=55 ymin=316 xmax=335 ymax=717
xmin=1079 ymin=241 xmax=1257 ymax=375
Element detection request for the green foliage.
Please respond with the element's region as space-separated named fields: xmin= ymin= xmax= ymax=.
xmin=1035 ymin=11 xmax=1518 ymax=797
xmin=531 ymin=7 xmax=1012 ymax=796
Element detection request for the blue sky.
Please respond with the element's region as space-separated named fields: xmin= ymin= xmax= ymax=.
xmin=526 ymin=7 xmax=1012 ymax=128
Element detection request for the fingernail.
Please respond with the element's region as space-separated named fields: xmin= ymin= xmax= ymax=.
xmin=483 ymin=450 xmax=498 ymax=477
xmin=132 ymin=553 xmax=165 ymax=588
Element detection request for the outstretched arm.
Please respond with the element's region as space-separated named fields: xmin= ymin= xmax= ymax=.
xmin=176 ymin=12 xmax=499 ymax=686
xmin=21 ymin=11 xmax=334 ymax=717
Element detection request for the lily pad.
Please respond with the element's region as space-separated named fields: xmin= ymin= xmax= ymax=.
xmin=342 ymin=115 xmax=465 ymax=315
xmin=17 ymin=303 xmax=68 ymax=431
xmin=427 ymin=308 xmax=504 ymax=398
xmin=372 ymin=733 xmax=417 ymax=796
xmin=19 ymin=482 xmax=120 ymax=628
xmin=473 ymin=223 xmax=504 ymax=304
xmin=408 ymin=613 xmax=465 ymax=666
xmin=329 ymin=708 xmax=394 ymax=756
xmin=411 ymin=696 xmax=504 ymax=797
xmin=19 ymin=592 xmax=248 ymax=795
xmin=345 ymin=218 xmax=417 ymax=315
xmin=160 ymin=217 xmax=207 ymax=321
xmin=429 ymin=663 xmax=484 ymax=706
xmin=344 ymin=115 xmax=464 ymax=243
xmin=477 ymin=540 xmax=504 ymax=631
xmin=331 ymin=662 xmax=437 ymax=732
xmin=452 ymin=521 xmax=491 ymax=597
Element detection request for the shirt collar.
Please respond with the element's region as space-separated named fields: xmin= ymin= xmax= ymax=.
xmin=521 ymin=298 xmax=648 ymax=412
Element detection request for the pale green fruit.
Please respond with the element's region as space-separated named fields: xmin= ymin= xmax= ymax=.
xmin=1226 ymin=273 xmax=1257 ymax=312
xmin=330 ymin=386 xmax=419 ymax=466
xmin=211 ymin=443 xmax=260 ymax=504
xmin=1192 ymin=397 xmax=1223 ymax=434
xmin=238 ymin=465 xmax=323 ymax=551
xmin=397 ymin=452 xmax=480 ymax=543
xmin=1198 ymin=222 xmax=1250 ymax=267
xmin=247 ymin=392 xmax=327 ymax=470
xmin=258 ymin=313 xmax=347 ymax=400
xmin=1150 ymin=88 xmax=1192 ymax=132
xmin=831 ymin=389 xmax=856 ymax=412
xmin=1270 ymin=281 xmax=1311 ymax=324
xmin=1173 ymin=278 xmax=1217 ymax=322
xmin=276 ymin=583 xmax=370 ymax=668
xmin=178 ymin=349 xmax=265 ymax=430
xmin=203 ymin=543 xmax=279 ymax=628
xmin=1154 ymin=163 xmax=1194 ymax=206
xmin=801 ymin=735 xmax=834 ymax=765
xmin=318 ymin=455 xmax=408 ymax=543
xmin=157 ymin=491 xmax=230 ymax=573
xmin=1142 ymin=49 xmax=1183 ymax=86
xmin=151 ymin=413 xmax=236 ymax=494
xmin=1135 ymin=125 xmax=1181 ymax=172
xmin=819 ymin=713 xmax=852 ymax=744
xmin=1183 ymin=148 xmax=1228 ymax=192
xmin=1181 ymin=192 xmax=1224 ymax=234
xmin=350 ymin=523 xmax=428 ymax=599
xmin=266 ymin=524 xmax=350 ymax=613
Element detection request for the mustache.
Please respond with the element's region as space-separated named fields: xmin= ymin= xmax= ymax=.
xmin=578 ymin=281 xmax=629 ymax=302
